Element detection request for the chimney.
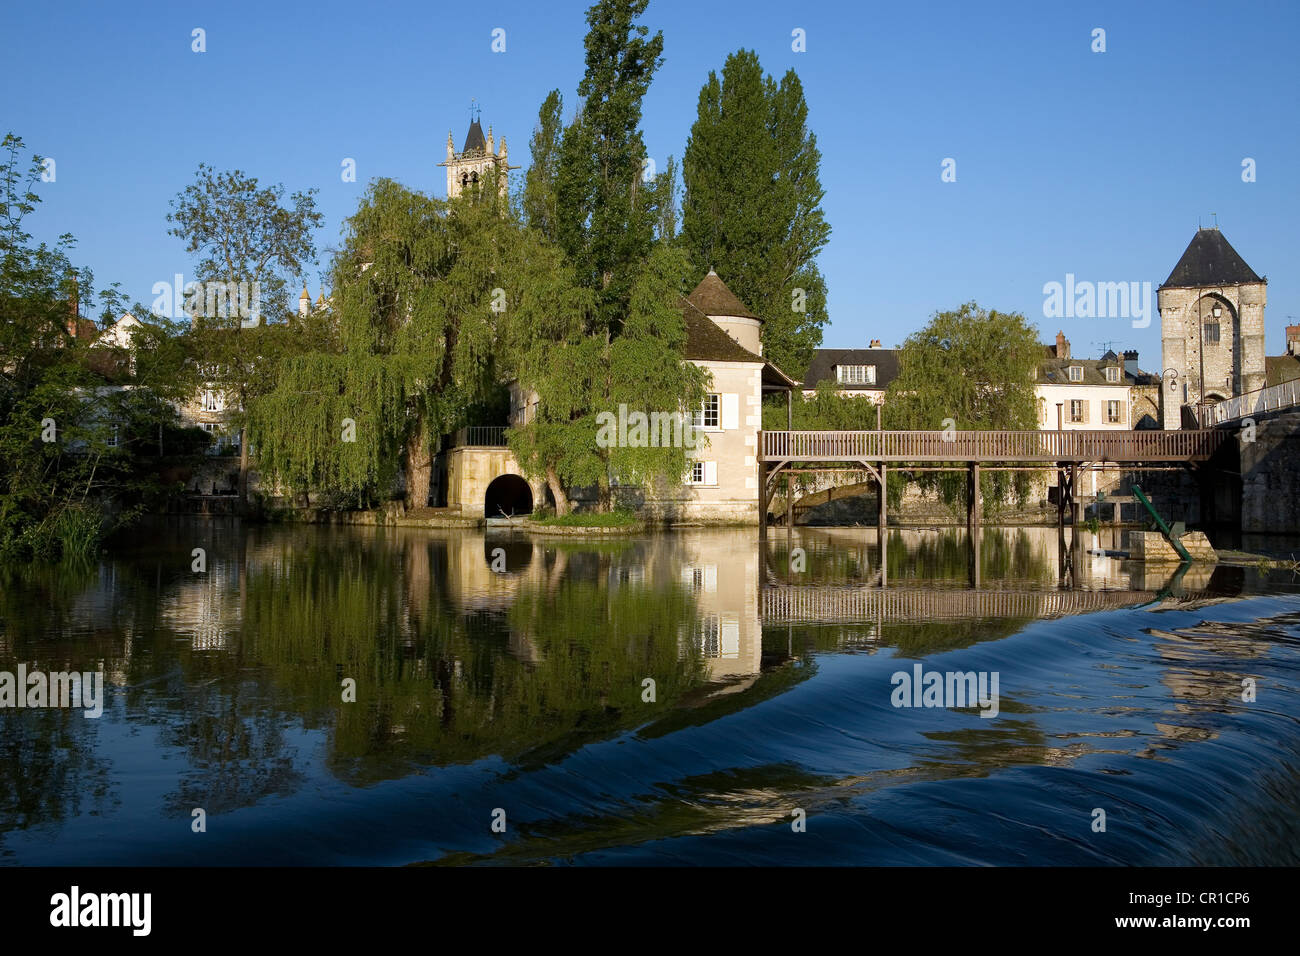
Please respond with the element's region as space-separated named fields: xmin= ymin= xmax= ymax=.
xmin=1055 ymin=330 xmax=1070 ymax=359
xmin=1123 ymin=349 xmax=1139 ymax=377
xmin=869 ymin=339 xmax=881 ymax=348
xmin=1288 ymin=324 xmax=1300 ymax=357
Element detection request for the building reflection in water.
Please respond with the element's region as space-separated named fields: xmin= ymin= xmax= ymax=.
xmin=0 ymin=519 xmax=1268 ymax=823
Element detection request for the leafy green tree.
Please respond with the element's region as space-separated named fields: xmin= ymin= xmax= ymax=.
xmin=884 ymin=302 xmax=1042 ymax=508
xmin=167 ymin=164 xmax=323 ymax=502
xmin=681 ymin=49 xmax=830 ymax=376
xmin=1 ymin=134 xmax=199 ymax=559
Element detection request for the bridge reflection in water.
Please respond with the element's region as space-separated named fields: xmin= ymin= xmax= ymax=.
xmin=136 ymin=522 xmax=1230 ymax=696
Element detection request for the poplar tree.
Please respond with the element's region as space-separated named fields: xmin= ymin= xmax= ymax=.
xmin=521 ymin=90 xmax=564 ymax=242
xmin=555 ymin=0 xmax=664 ymax=329
xmin=508 ymin=0 xmax=701 ymax=513
xmin=681 ymin=49 xmax=830 ymax=376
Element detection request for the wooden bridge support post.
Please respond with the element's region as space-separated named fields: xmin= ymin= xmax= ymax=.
xmin=1069 ymin=463 xmax=1080 ymax=527
xmin=878 ymin=463 xmax=887 ymax=537
xmin=1056 ymin=466 xmax=1066 ymax=534
xmin=966 ymin=461 xmax=981 ymax=533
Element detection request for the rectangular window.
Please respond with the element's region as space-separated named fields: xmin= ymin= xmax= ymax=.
xmin=693 ymin=394 xmax=720 ymax=429
xmin=836 ymin=365 xmax=876 ymax=385
xmin=1070 ymin=399 xmax=1085 ymax=422
xmin=1204 ymin=321 xmax=1220 ymax=345
xmin=1105 ymin=366 xmax=1120 ymax=382
xmin=1106 ymin=400 xmax=1122 ymax=423
xmin=1068 ymin=366 xmax=1084 ymax=382
xmin=106 ymin=423 xmax=120 ymax=448
xmin=202 ymin=390 xmax=221 ymax=412
xmin=685 ymin=461 xmax=717 ymax=486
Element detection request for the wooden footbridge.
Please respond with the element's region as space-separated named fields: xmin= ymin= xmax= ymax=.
xmin=759 ymin=429 xmax=1228 ymax=531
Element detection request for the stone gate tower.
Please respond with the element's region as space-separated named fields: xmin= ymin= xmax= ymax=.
xmin=439 ymin=113 xmax=512 ymax=200
xmin=1157 ymin=228 xmax=1266 ymax=428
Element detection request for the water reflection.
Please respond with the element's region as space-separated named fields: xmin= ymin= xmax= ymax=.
xmin=1 ymin=520 xmax=1298 ymax=865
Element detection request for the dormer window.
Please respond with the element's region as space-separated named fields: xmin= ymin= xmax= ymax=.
xmin=836 ymin=364 xmax=876 ymax=385
xmin=1068 ymin=365 xmax=1084 ymax=382
xmin=1104 ymin=366 xmax=1120 ymax=383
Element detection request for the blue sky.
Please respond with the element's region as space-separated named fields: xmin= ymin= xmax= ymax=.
xmin=5 ymin=0 xmax=1298 ymax=370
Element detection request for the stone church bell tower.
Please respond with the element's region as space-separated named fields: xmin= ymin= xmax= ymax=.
xmin=439 ymin=105 xmax=513 ymax=200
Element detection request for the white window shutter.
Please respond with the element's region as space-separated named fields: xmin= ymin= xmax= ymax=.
xmin=704 ymin=461 xmax=718 ymax=486
xmin=721 ymin=393 xmax=738 ymax=430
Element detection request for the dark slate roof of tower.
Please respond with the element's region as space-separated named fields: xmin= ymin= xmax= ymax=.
xmin=686 ymin=270 xmax=761 ymax=320
xmin=1162 ymin=229 xmax=1263 ymax=288
xmin=462 ymin=120 xmax=486 ymax=154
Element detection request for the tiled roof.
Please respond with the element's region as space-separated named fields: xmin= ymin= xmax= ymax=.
xmin=801 ymin=348 xmax=900 ymax=391
xmin=1162 ymin=228 xmax=1263 ymax=289
xmin=681 ymin=297 xmax=764 ymax=363
xmin=1038 ymin=356 xmax=1141 ymax=386
xmin=679 ymin=297 xmax=798 ymax=388
xmin=686 ymin=270 xmax=760 ymax=320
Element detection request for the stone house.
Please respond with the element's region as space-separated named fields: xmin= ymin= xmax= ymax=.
xmin=799 ymin=345 xmax=901 ymax=402
xmin=1034 ymin=331 xmax=1159 ymax=430
xmin=444 ymin=271 xmax=798 ymax=522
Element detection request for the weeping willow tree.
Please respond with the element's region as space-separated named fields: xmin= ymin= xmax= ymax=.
xmin=249 ymin=171 xmax=571 ymax=506
xmin=883 ymin=302 xmax=1042 ymax=512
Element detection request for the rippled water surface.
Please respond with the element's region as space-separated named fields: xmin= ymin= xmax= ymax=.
xmin=2 ymin=519 xmax=1299 ymax=865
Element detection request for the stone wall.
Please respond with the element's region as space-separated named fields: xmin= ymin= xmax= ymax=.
xmin=1238 ymin=410 xmax=1300 ymax=534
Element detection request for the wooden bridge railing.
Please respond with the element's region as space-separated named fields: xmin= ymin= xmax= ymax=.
xmin=761 ymin=429 xmax=1225 ymax=463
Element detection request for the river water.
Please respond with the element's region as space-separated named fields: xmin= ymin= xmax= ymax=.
xmin=2 ymin=519 xmax=1299 ymax=865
